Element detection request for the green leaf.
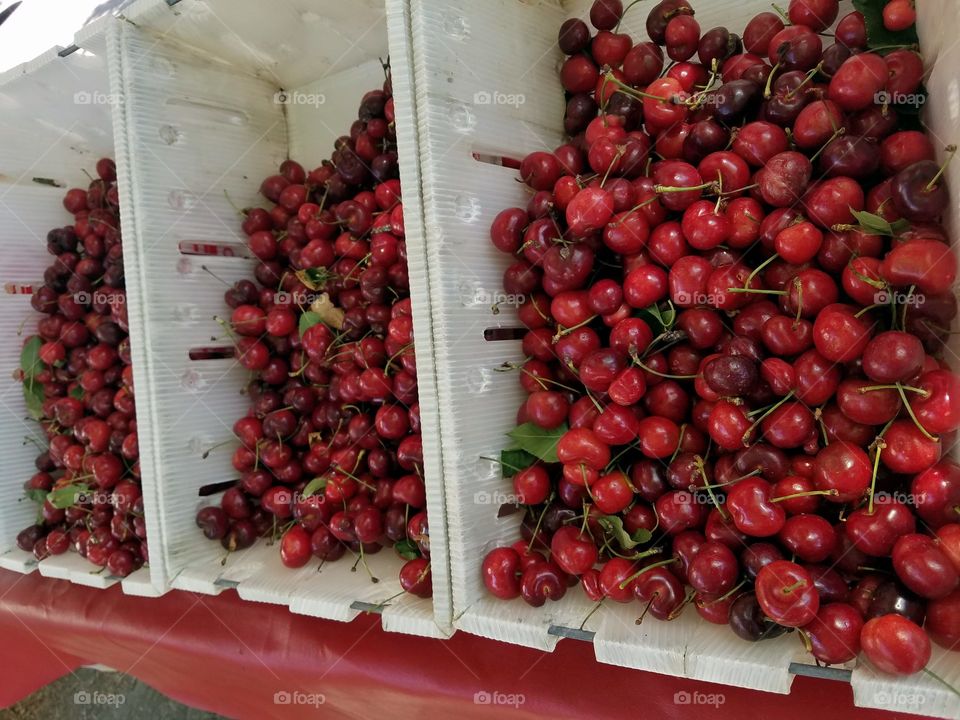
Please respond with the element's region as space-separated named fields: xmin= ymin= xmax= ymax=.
xmin=506 ymin=423 xmax=566 ymax=464
xmin=852 ymin=0 xmax=919 ymax=51
xmin=46 ymin=484 xmax=89 ymax=509
xmin=850 ymin=209 xmax=897 ymax=236
xmin=69 ymin=386 xmax=85 ymax=400
xmin=298 ymin=311 xmax=323 ymax=337
xmin=499 ymin=448 xmax=536 ymax=478
xmin=24 ymin=488 xmax=47 ymax=505
xmin=296 ymin=268 xmax=334 ymax=291
xmin=23 ymin=382 xmax=45 ymax=421
xmin=302 ymin=474 xmax=328 ymax=497
xmin=638 ymin=301 xmax=676 ymax=336
xmin=20 ymin=336 xmax=45 ymax=380
xmin=890 ymin=218 xmax=912 ymax=235
xmin=394 ymin=538 xmax=421 ymax=560
xmin=597 ymin=515 xmax=653 ymax=550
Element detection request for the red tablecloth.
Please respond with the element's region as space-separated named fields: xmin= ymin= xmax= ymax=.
xmin=0 ymin=568 xmax=934 ymax=720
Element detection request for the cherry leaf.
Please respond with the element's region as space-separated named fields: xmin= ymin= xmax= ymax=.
xmin=46 ymin=484 xmax=89 ymax=510
xmin=302 ymin=475 xmax=328 ymax=497
xmin=498 ymin=448 xmax=536 ymax=478
xmin=506 ymin=423 xmax=565 ymax=464
xmin=597 ymin=515 xmax=652 ymax=550
xmin=850 ymin=209 xmax=896 ymax=236
xmin=394 ymin=539 xmax=421 ymax=560
xmin=298 ymin=311 xmax=323 ymax=337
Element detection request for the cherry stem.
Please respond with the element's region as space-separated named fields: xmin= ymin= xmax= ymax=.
xmin=603 ymin=73 xmax=668 ymax=103
xmin=725 ymin=287 xmax=786 ymax=295
xmin=781 ymin=579 xmax=807 ymax=594
xmin=740 ymin=253 xmax=779 ymax=290
xmin=636 ymin=595 xmax=657 ymax=625
xmin=696 ymin=456 xmax=729 ymax=521
xmin=744 ymin=391 xmax=795 ymax=441
xmin=631 ymin=354 xmax=698 ymax=379
xmin=706 ymin=579 xmax=748 ymax=605
xmin=770 ymin=3 xmax=790 ymax=23
xmin=809 ymin=126 xmax=845 ymax=163
xmin=554 ymin=315 xmax=598 ymax=341
xmin=867 ymin=435 xmax=886 ymax=515
xmin=655 ymin=181 xmax=716 ymax=194
xmin=619 ymin=557 xmax=679 ymax=589
xmin=925 ymin=145 xmax=958 ymax=191
xmin=895 ymin=383 xmax=939 ymax=442
xmin=526 ymin=493 xmax=555 ymax=555
xmin=667 ymin=590 xmax=696 ymax=621
xmin=784 ymin=62 xmax=823 ymax=100
xmin=859 ymin=383 xmax=929 ymax=398
xmin=771 ymin=488 xmax=838 ymax=503
xmin=763 ymin=61 xmax=780 ymax=99
xmin=580 ymin=598 xmax=606 ymax=630
xmin=854 ymin=303 xmax=882 ymax=318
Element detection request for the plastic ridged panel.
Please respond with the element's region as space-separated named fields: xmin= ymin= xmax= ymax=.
xmin=405 ymin=0 xmax=956 ymax=711
xmin=0 ymin=36 xmax=159 ymax=591
xmin=110 ymin=0 xmax=450 ymax=636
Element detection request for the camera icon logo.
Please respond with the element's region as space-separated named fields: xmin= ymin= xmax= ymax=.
xmin=74 ymin=691 xmax=91 ymax=705
xmin=273 ymin=690 xmax=292 ymax=705
xmin=473 ymin=91 xmax=492 ymax=105
xmin=74 ymin=91 xmax=92 ymax=105
xmin=473 ymin=491 xmax=492 ymax=505
xmin=474 ymin=691 xmax=492 ymax=704
xmin=674 ymin=691 xmax=691 ymax=705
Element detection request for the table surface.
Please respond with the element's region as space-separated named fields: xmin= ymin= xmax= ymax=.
xmin=0 ymin=568 xmax=937 ymax=720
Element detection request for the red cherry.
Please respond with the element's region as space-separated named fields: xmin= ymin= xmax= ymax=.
xmin=861 ymin=614 xmax=930 ymax=675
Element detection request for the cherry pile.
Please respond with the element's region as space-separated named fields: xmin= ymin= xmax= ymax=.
xmin=14 ymin=158 xmax=145 ymax=579
xmin=482 ymin=0 xmax=960 ymax=677
xmin=194 ymin=73 xmax=432 ymax=599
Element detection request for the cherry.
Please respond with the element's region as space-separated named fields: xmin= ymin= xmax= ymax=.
xmin=634 ymin=565 xmax=685 ymax=620
xmin=912 ymin=462 xmax=960 ymax=528
xmin=926 ymin=590 xmax=960 ymax=649
xmin=399 ymin=558 xmax=432 ymax=598
xmin=861 ymin=614 xmax=930 ymax=675
xmin=880 ymin=419 xmax=941 ymax=474
xmin=880 ymin=239 xmax=957 ymax=294
xmin=883 ymin=0 xmax=916 ymax=31
xmin=812 ymin=304 xmax=874 ymax=363
xmin=812 ymin=441 xmax=871 ymax=504
xmin=805 ymin=603 xmax=863 ymax=665
xmin=688 ymin=540 xmax=739 ymax=595
xmin=550 ymin=525 xmax=598 ymax=576
xmin=559 ymin=18 xmax=591 ymax=54
xmin=729 ymin=592 xmax=789 ymax=642
xmin=280 ymin=526 xmax=311 ymax=568
xmin=846 ymin=497 xmax=916 ymax=557
xmin=862 ymin=331 xmax=925 ymax=383
xmin=828 ymin=54 xmax=890 ymax=111
xmin=788 ymin=0 xmax=839 ymax=32
xmin=756 ymin=560 xmax=819 ymax=627
xmin=520 ymin=562 xmax=568 ymax=606
xmin=598 ymin=558 xmax=639 ymax=602
xmin=779 ymin=514 xmax=837 ymax=563
xmin=756 ymin=151 xmax=812 ymax=207
xmin=892 ymin=534 xmax=959 ymax=600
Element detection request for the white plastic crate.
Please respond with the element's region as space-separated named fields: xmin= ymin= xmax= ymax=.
xmin=405 ymin=0 xmax=960 ymax=714
xmin=0 ymin=24 xmax=161 ymax=596
xmin=106 ymin=0 xmax=451 ymax=636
